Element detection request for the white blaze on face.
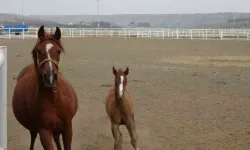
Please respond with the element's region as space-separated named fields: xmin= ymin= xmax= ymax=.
xmin=45 ymin=43 xmax=54 ymax=84
xmin=119 ymin=75 xmax=124 ymax=97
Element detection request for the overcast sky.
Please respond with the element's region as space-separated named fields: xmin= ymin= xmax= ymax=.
xmin=1 ymin=0 xmax=250 ymax=15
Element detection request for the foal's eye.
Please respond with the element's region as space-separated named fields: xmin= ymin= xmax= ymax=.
xmin=37 ymin=50 xmax=41 ymax=55
xmin=57 ymin=50 xmax=61 ymax=54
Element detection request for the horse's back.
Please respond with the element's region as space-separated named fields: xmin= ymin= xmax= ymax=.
xmin=16 ymin=63 xmax=35 ymax=82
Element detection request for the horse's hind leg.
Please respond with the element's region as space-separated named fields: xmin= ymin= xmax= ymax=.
xmin=53 ymin=133 xmax=62 ymax=150
xmin=126 ymin=118 xmax=139 ymax=150
xmin=111 ymin=123 xmax=122 ymax=150
xmin=29 ymin=130 xmax=37 ymax=150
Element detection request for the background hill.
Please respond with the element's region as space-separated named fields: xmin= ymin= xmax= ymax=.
xmin=1 ymin=13 xmax=250 ymax=28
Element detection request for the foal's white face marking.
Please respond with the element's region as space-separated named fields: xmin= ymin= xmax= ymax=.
xmin=45 ymin=43 xmax=54 ymax=84
xmin=119 ymin=75 xmax=124 ymax=97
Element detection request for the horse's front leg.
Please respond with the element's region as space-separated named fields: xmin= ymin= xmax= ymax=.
xmin=62 ymin=121 xmax=73 ymax=150
xmin=29 ymin=130 xmax=37 ymax=150
xmin=38 ymin=128 xmax=54 ymax=150
xmin=125 ymin=118 xmax=139 ymax=150
xmin=53 ymin=132 xmax=62 ymax=150
xmin=111 ymin=123 xmax=122 ymax=150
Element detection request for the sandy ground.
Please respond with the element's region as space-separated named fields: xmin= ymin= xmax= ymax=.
xmin=1 ymin=38 xmax=250 ymax=150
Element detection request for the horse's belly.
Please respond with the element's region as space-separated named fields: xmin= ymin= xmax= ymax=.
xmin=12 ymin=97 xmax=36 ymax=130
xmin=40 ymin=113 xmax=63 ymax=132
xmin=12 ymin=75 xmax=38 ymax=130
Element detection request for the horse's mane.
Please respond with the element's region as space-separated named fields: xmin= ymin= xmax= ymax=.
xmin=117 ymin=68 xmax=125 ymax=74
xmin=31 ymin=32 xmax=65 ymax=64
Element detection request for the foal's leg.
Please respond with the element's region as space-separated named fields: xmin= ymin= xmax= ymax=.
xmin=118 ymin=128 xmax=123 ymax=144
xmin=29 ymin=130 xmax=37 ymax=150
xmin=62 ymin=121 xmax=73 ymax=150
xmin=39 ymin=128 xmax=54 ymax=150
xmin=125 ymin=118 xmax=139 ymax=150
xmin=53 ymin=133 xmax=62 ymax=150
xmin=111 ymin=123 xmax=122 ymax=150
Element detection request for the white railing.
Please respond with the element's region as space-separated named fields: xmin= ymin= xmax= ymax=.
xmin=0 ymin=28 xmax=250 ymax=40
xmin=0 ymin=46 xmax=7 ymax=150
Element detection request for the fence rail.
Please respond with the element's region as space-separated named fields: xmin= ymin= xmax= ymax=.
xmin=0 ymin=46 xmax=7 ymax=150
xmin=0 ymin=28 xmax=250 ymax=40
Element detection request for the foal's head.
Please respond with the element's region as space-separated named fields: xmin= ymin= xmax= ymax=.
xmin=112 ymin=66 xmax=129 ymax=99
xmin=32 ymin=25 xmax=64 ymax=88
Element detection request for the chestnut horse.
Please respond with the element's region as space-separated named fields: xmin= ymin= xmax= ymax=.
xmin=105 ymin=66 xmax=139 ymax=150
xmin=12 ymin=25 xmax=78 ymax=150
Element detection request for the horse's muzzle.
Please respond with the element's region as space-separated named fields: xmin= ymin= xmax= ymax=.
xmin=116 ymin=91 xmax=124 ymax=99
xmin=42 ymin=72 xmax=57 ymax=88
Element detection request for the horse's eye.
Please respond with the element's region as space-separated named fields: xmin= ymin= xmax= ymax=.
xmin=37 ymin=50 xmax=41 ymax=55
xmin=57 ymin=50 xmax=61 ymax=54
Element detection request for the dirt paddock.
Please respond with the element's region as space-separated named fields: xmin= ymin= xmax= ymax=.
xmin=2 ymin=38 xmax=250 ymax=149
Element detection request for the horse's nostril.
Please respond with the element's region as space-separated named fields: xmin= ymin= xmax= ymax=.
xmin=54 ymin=73 xmax=58 ymax=80
xmin=42 ymin=73 xmax=50 ymax=81
xmin=43 ymin=74 xmax=47 ymax=80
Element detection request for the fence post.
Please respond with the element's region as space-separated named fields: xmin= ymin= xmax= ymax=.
xmin=247 ymin=29 xmax=250 ymax=40
xmin=220 ymin=29 xmax=223 ymax=40
xmin=124 ymin=28 xmax=126 ymax=38
xmin=205 ymin=29 xmax=208 ymax=40
xmin=0 ymin=46 xmax=7 ymax=150
xmin=176 ymin=29 xmax=179 ymax=39
xmin=71 ymin=29 xmax=74 ymax=38
xmin=190 ymin=29 xmax=193 ymax=39
xmin=8 ymin=28 xmax=11 ymax=40
xmin=137 ymin=28 xmax=139 ymax=38
xmin=162 ymin=29 xmax=165 ymax=39
xmin=22 ymin=28 xmax=25 ymax=40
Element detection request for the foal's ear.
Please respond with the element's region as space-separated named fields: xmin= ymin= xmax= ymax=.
xmin=37 ymin=25 xmax=45 ymax=40
xmin=124 ymin=67 xmax=129 ymax=76
xmin=54 ymin=27 xmax=61 ymax=40
xmin=112 ymin=66 xmax=117 ymax=76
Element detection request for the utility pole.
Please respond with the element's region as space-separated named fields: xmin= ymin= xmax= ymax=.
xmin=97 ymin=0 xmax=100 ymax=28
xmin=21 ymin=0 xmax=24 ymax=24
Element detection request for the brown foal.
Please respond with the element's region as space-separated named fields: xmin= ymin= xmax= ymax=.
xmin=105 ymin=66 xmax=139 ymax=150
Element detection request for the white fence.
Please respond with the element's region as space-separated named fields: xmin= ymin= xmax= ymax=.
xmin=0 ymin=46 xmax=7 ymax=150
xmin=0 ymin=28 xmax=250 ymax=40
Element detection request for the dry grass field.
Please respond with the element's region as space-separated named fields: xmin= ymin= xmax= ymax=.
xmin=1 ymin=38 xmax=250 ymax=150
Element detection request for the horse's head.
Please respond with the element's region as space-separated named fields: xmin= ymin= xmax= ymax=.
xmin=32 ymin=25 xmax=64 ymax=88
xmin=112 ymin=66 xmax=129 ymax=99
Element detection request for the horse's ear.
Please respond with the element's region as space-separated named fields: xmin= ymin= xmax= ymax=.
xmin=112 ymin=66 xmax=117 ymax=76
xmin=37 ymin=25 xmax=45 ymax=40
xmin=124 ymin=67 xmax=129 ymax=76
xmin=54 ymin=27 xmax=61 ymax=40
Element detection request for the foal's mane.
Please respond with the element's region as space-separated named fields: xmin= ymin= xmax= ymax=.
xmin=117 ymin=68 xmax=125 ymax=74
xmin=31 ymin=32 xmax=65 ymax=64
